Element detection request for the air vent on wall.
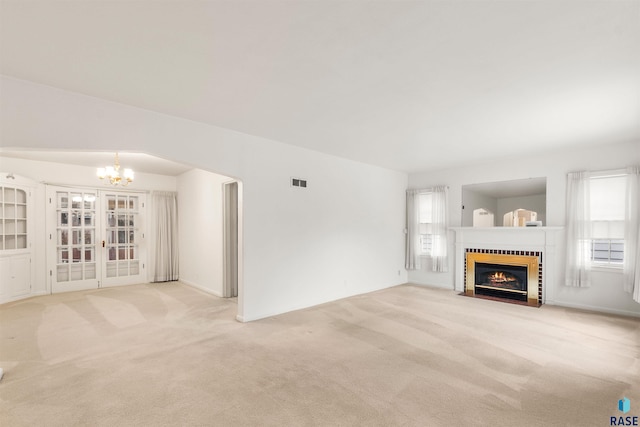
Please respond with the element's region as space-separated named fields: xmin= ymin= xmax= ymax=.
xmin=291 ymin=177 xmax=307 ymax=188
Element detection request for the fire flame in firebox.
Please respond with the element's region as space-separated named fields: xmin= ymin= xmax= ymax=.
xmin=488 ymin=271 xmax=517 ymax=284
xmin=491 ymin=272 xmax=505 ymax=282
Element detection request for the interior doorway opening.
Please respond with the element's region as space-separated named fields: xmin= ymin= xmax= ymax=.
xmin=1 ymin=150 xmax=244 ymax=320
xmin=223 ymin=181 xmax=239 ymax=298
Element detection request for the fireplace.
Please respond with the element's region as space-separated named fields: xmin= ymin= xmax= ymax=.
xmin=465 ymin=250 xmax=541 ymax=306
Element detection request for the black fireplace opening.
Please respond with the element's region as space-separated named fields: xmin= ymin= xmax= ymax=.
xmin=475 ymin=262 xmax=528 ymax=302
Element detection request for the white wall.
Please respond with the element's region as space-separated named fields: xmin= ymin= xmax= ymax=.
xmin=239 ymin=141 xmax=408 ymax=320
xmin=409 ymin=140 xmax=640 ymax=316
xmin=0 ymin=155 xmax=177 ymax=297
xmin=177 ymin=168 xmax=233 ymax=297
xmin=0 ymin=76 xmax=409 ymax=321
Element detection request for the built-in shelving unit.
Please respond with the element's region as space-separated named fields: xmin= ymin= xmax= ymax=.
xmin=1 ymin=186 xmax=28 ymax=250
xmin=0 ymin=175 xmax=34 ymax=304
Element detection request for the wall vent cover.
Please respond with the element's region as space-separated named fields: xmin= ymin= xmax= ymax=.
xmin=291 ymin=178 xmax=307 ymax=188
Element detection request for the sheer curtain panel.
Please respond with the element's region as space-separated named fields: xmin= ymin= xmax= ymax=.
xmin=624 ymin=166 xmax=640 ymax=303
xmin=405 ymin=189 xmax=421 ymax=270
xmin=565 ymin=171 xmax=591 ymax=287
xmin=405 ymin=186 xmax=449 ymax=272
xmin=430 ymin=186 xmax=449 ymax=273
xmin=151 ymin=191 xmax=179 ymax=282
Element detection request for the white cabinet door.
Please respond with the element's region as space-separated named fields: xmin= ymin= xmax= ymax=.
xmin=0 ymin=257 xmax=9 ymax=301
xmin=10 ymin=254 xmax=31 ymax=296
xmin=0 ymin=254 xmax=31 ymax=298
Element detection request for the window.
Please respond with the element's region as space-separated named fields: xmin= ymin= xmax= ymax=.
xmin=590 ymin=174 xmax=625 ymax=267
xmin=591 ymin=239 xmax=624 ymax=264
xmin=418 ymin=193 xmax=433 ymax=255
xmin=406 ymin=186 xmax=448 ymax=272
xmin=418 ymin=193 xmax=446 ymax=256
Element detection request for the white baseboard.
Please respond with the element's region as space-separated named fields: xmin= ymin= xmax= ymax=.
xmin=407 ymin=281 xmax=455 ymax=291
xmin=545 ymin=299 xmax=640 ymax=318
xmin=179 ymin=279 xmax=223 ymax=298
xmin=0 ymin=290 xmax=48 ymax=305
xmin=239 ymin=282 xmax=401 ymax=322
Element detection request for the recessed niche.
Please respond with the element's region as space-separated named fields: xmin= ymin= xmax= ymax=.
xmin=461 ymin=177 xmax=546 ymax=227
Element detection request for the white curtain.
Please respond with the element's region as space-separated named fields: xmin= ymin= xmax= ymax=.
xmin=565 ymin=171 xmax=591 ymax=287
xmin=151 ymin=191 xmax=179 ymax=282
xmin=405 ymin=186 xmax=448 ymax=272
xmin=430 ymin=186 xmax=449 ymax=272
xmin=405 ymin=189 xmax=421 ymax=270
xmin=624 ymin=166 xmax=640 ymax=303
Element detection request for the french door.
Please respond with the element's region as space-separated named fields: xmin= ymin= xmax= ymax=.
xmin=47 ymin=186 xmax=146 ymax=293
xmin=101 ymin=192 xmax=144 ymax=287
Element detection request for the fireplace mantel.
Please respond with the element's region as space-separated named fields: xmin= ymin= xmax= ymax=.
xmin=450 ymin=227 xmax=564 ymax=303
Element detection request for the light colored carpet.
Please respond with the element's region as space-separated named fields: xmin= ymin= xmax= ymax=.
xmin=0 ymin=283 xmax=638 ymax=426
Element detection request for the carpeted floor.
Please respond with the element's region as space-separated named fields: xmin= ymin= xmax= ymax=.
xmin=0 ymin=282 xmax=639 ymax=426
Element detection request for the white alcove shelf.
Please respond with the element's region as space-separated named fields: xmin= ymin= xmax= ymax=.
xmin=461 ymin=177 xmax=547 ymax=227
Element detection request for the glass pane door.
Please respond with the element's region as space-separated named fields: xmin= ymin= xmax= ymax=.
xmin=47 ymin=186 xmax=145 ymax=293
xmin=48 ymin=187 xmax=100 ymax=292
xmin=101 ymin=192 xmax=144 ymax=286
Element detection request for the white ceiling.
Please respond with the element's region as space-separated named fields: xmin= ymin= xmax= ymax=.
xmin=1 ymin=0 xmax=639 ymax=173
xmin=0 ymin=150 xmax=193 ymax=177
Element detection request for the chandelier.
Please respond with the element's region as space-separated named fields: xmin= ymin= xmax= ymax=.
xmin=96 ymin=153 xmax=134 ymax=186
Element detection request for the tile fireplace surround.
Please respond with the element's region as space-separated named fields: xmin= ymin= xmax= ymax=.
xmin=452 ymin=227 xmax=564 ymax=306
